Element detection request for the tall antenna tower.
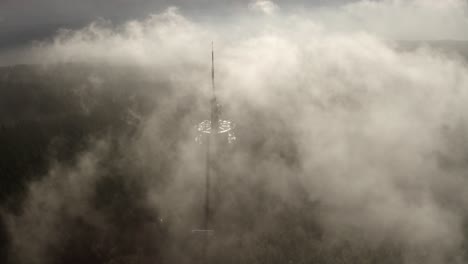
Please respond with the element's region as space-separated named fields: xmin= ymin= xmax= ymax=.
xmin=193 ymin=42 xmax=236 ymax=261
xmin=204 ymin=41 xmax=217 ymax=232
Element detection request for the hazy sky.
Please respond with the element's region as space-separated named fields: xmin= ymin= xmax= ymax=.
xmin=0 ymin=0 xmax=352 ymax=50
xmin=1 ymin=0 xmax=468 ymax=64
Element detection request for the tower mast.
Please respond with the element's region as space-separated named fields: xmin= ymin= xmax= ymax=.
xmin=210 ymin=41 xmax=219 ymax=135
xmin=204 ymin=42 xmax=217 ymax=232
xmin=193 ymin=42 xmax=236 ymax=263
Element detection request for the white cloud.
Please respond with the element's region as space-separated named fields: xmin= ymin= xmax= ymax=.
xmin=317 ymin=0 xmax=468 ymax=40
xmin=9 ymin=4 xmax=468 ymax=262
xmin=248 ymin=0 xmax=279 ymax=15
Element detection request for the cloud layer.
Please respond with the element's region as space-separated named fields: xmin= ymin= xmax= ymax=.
xmin=4 ymin=1 xmax=468 ymax=263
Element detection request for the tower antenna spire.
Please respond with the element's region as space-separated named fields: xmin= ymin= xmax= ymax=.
xmin=193 ymin=41 xmax=237 ymax=263
xmin=204 ymin=41 xmax=216 ymax=232
xmin=211 ymin=41 xmax=216 ymax=100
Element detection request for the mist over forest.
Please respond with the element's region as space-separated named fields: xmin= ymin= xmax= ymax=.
xmin=2 ymin=1 xmax=468 ymax=264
